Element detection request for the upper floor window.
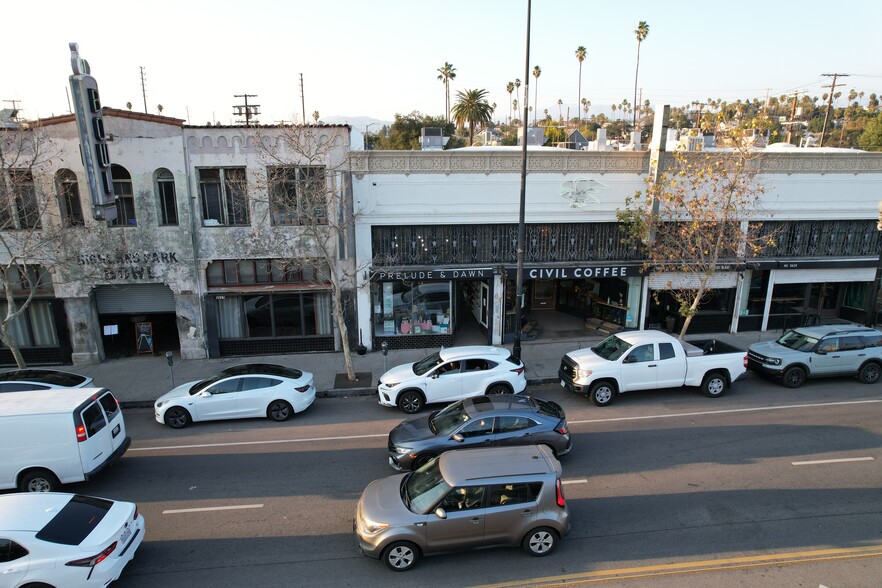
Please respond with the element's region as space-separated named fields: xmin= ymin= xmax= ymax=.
xmin=199 ymin=168 xmax=249 ymax=226
xmin=155 ymin=168 xmax=178 ymax=225
xmin=109 ymin=164 xmax=136 ymax=226
xmin=268 ymin=166 xmax=327 ymax=226
xmin=1 ymin=170 xmax=41 ymax=230
xmin=55 ymin=169 xmax=85 ymax=227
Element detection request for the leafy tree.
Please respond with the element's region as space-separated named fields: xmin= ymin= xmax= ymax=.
xmin=437 ymin=62 xmax=457 ymax=122
xmin=633 ymin=21 xmax=650 ymax=127
xmin=859 ymin=113 xmax=882 ymax=151
xmin=617 ymin=132 xmax=776 ymax=338
xmin=451 ymin=89 xmax=493 ymax=146
xmin=373 ymin=112 xmax=460 ymax=150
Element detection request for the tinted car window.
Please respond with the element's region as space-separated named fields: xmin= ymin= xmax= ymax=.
xmin=0 ymin=538 xmax=28 ymax=562
xmin=97 ymin=391 xmax=119 ymax=419
xmin=627 ymin=344 xmax=654 ymax=363
xmin=463 ymin=359 xmax=490 ymax=371
xmin=862 ymin=334 xmax=882 ymax=347
xmin=838 ymin=336 xmax=864 ymax=351
xmin=240 ymin=377 xmax=281 ymax=391
xmin=81 ymin=402 xmax=107 ymax=436
xmin=459 ymin=418 xmax=494 ymax=438
xmin=489 ymin=482 xmax=542 ymax=507
xmin=35 ymin=495 xmax=113 ymax=545
xmin=205 ymin=379 xmax=241 ymax=394
xmin=0 ymin=382 xmax=49 ymax=392
xmin=496 ymin=416 xmax=536 ymax=432
xmin=0 ymin=369 xmax=87 ymax=386
xmin=659 ymin=342 xmax=676 ymax=360
xmin=435 ymin=361 xmax=461 ymax=376
xmin=439 ymin=486 xmax=485 ymax=511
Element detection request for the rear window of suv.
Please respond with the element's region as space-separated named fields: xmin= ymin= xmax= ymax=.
xmin=35 ymin=495 xmax=113 ymax=545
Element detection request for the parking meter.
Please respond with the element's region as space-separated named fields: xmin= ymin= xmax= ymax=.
xmin=166 ymin=351 xmax=174 ymax=366
xmin=381 ymin=340 xmax=389 ymax=372
xmin=166 ymin=351 xmax=175 ymax=388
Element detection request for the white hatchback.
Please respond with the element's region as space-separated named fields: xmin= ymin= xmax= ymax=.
xmin=0 ymin=492 xmax=144 ymax=588
xmin=154 ymin=363 xmax=316 ymax=428
xmin=378 ymin=346 xmax=527 ymax=413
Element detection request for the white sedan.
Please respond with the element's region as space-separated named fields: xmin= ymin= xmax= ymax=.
xmin=154 ymin=363 xmax=316 ymax=428
xmin=0 ymin=492 xmax=144 ymax=588
xmin=0 ymin=368 xmax=93 ymax=392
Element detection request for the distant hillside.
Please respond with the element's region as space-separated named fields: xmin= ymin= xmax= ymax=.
xmin=321 ymin=115 xmax=391 ymax=130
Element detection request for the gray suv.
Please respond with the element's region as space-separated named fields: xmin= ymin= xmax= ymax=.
xmin=747 ymin=325 xmax=882 ymax=388
xmin=354 ymin=445 xmax=570 ymax=571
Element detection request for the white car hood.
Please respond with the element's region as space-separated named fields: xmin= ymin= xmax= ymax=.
xmin=380 ymin=363 xmax=417 ymax=385
xmin=566 ymin=347 xmax=608 ymax=368
xmin=156 ymin=380 xmax=200 ymax=403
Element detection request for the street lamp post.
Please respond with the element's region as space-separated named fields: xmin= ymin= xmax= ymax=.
xmin=512 ymin=0 xmax=532 ymax=363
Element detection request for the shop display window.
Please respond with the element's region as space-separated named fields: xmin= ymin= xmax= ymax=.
xmin=372 ymin=281 xmax=452 ymax=336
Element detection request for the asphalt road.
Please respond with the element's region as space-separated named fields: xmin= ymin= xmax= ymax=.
xmin=61 ymin=374 xmax=882 ymax=587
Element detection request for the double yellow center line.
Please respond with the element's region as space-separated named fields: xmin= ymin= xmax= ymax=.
xmin=473 ymin=545 xmax=882 ymax=586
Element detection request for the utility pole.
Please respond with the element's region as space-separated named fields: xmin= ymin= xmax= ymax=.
xmin=232 ymin=94 xmax=260 ymax=127
xmin=140 ymin=66 xmax=148 ymax=114
xmin=299 ymin=73 xmax=306 ymax=124
xmin=820 ymin=73 xmax=848 ymax=147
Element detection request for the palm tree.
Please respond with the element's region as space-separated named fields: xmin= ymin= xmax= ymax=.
xmin=506 ymin=82 xmax=515 ymax=124
xmin=437 ymin=62 xmax=457 ymax=122
xmin=451 ymin=88 xmax=494 ymax=145
xmin=514 ymin=79 xmax=522 ymax=120
xmin=575 ymin=46 xmax=587 ymax=121
xmin=581 ymin=98 xmax=590 ymax=120
xmin=512 ymin=98 xmax=518 ymax=123
xmin=532 ymin=65 xmax=542 ymax=125
xmin=632 ymin=21 xmax=650 ymax=127
xmin=557 ymin=99 xmax=564 ymax=123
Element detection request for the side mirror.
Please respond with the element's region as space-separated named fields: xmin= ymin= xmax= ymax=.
xmin=451 ymin=433 xmax=464 ymax=443
xmin=815 ymin=349 xmax=827 ymax=355
xmin=434 ymin=507 xmax=447 ymax=520
xmin=198 ymin=391 xmax=212 ymax=398
xmin=431 ymin=373 xmax=439 ymax=379
xmin=623 ymin=355 xmax=635 ymax=364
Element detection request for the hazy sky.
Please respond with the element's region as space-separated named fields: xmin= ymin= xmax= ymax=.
xmin=5 ymin=0 xmax=881 ymax=127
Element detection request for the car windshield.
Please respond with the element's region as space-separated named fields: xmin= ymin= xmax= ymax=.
xmin=776 ymin=330 xmax=819 ymax=352
xmin=591 ymin=335 xmax=632 ymax=361
xmin=189 ymin=372 xmax=229 ymax=394
xmin=413 ymin=352 xmax=443 ymax=376
xmin=429 ymin=401 xmax=470 ymax=435
xmin=402 ymin=458 xmax=452 ymax=514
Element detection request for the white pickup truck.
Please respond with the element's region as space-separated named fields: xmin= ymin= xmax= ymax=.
xmin=558 ymin=330 xmax=748 ymax=406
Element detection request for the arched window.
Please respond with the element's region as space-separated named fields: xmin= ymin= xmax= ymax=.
xmin=109 ymin=164 xmax=136 ymax=226
xmin=155 ymin=168 xmax=178 ymax=225
xmin=55 ymin=169 xmax=84 ymax=226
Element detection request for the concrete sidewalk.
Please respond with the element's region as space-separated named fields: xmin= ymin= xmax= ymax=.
xmin=71 ymin=330 xmax=781 ymax=408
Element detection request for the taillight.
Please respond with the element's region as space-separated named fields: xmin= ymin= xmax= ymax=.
xmin=555 ymin=479 xmax=566 ymax=508
xmin=743 ymin=354 xmax=748 ymax=368
xmin=295 ymin=384 xmax=310 ymax=393
xmin=66 ymin=542 xmax=117 ymax=567
xmin=511 ymin=368 xmax=525 ymax=376
xmin=76 ymin=424 xmax=87 ymax=442
xmin=555 ymin=420 xmax=569 ymax=435
xmin=133 ymin=505 xmax=139 ymax=521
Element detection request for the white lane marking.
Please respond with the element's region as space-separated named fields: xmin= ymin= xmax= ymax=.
xmin=562 ymin=478 xmax=588 ymax=485
xmin=132 ymin=433 xmax=386 ymax=452
xmin=792 ymin=457 xmax=874 ymax=466
xmin=163 ymin=504 xmax=264 ymax=514
xmin=568 ymin=399 xmax=882 ymax=425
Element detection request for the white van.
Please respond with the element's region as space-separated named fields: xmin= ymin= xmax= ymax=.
xmin=0 ymin=388 xmax=131 ymax=492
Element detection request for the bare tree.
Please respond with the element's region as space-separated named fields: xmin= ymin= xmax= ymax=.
xmin=617 ymin=132 xmax=777 ymax=337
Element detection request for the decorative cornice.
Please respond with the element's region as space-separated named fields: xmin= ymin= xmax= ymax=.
xmin=349 ymin=150 xmax=882 ymax=177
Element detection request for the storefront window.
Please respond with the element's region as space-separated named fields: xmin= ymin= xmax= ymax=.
xmin=0 ymin=300 xmax=58 ymax=348
xmin=372 ymin=281 xmax=452 ymax=336
xmin=216 ymin=293 xmax=332 ymax=339
xmin=844 ymin=282 xmax=867 ymax=310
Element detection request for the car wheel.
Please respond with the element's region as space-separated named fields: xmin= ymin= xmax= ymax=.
xmin=701 ymin=371 xmax=727 ymax=398
xmin=164 ymin=406 xmax=192 ymax=429
xmin=19 ymin=469 xmax=59 ymax=493
xmin=781 ymin=366 xmax=807 ymax=388
xmin=397 ymin=390 xmax=425 ymax=414
xmin=858 ymin=363 xmax=881 ymax=384
xmin=267 ymin=400 xmax=294 ymax=422
xmin=382 ymin=541 xmax=421 ymax=571
xmin=522 ymin=526 xmax=559 ymax=556
xmin=589 ymin=381 xmax=615 ymax=407
xmin=485 ymin=383 xmax=511 ymax=395
xmin=412 ymin=454 xmax=436 ymax=470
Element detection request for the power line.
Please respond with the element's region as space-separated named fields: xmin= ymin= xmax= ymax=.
xmin=819 ymin=73 xmax=849 ymax=147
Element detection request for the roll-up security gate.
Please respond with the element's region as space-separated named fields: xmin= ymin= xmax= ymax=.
xmin=648 ymin=271 xmax=738 ymax=290
xmin=95 ymin=284 xmax=176 ymax=314
xmin=772 ymin=267 xmax=876 ymax=284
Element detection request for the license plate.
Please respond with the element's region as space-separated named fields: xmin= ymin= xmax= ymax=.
xmin=560 ymin=379 xmax=566 ymax=388
xmin=120 ymin=524 xmax=132 ymax=545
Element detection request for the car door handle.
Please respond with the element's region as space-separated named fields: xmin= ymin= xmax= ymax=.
xmin=521 ymin=509 xmax=534 ymax=516
xmin=859 ymin=353 xmax=866 ymax=357
xmin=470 ymin=518 xmax=482 ymax=524
xmin=648 ymin=364 xmax=657 ymax=368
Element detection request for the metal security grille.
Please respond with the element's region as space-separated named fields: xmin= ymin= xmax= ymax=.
xmin=95 ymin=284 xmax=176 ymax=314
xmin=752 ymin=220 xmax=882 ymax=258
xmin=371 ymin=223 xmax=641 ymax=266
